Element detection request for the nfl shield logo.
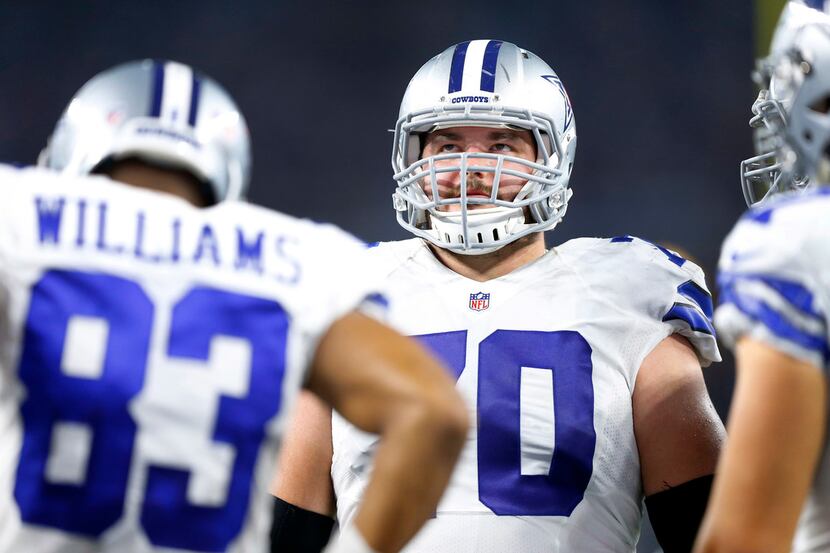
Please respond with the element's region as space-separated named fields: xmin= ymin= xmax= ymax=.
xmin=469 ymin=292 xmax=490 ymax=311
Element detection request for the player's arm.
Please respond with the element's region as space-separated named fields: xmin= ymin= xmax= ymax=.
xmin=270 ymin=390 xmax=336 ymax=553
xmin=693 ymin=337 xmax=827 ymax=553
xmin=633 ymin=334 xmax=726 ymax=553
xmin=307 ymin=311 xmax=468 ymax=553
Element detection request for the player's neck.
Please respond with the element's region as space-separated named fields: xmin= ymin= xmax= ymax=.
xmin=102 ymin=159 xmax=208 ymax=207
xmin=428 ymin=233 xmax=547 ymax=282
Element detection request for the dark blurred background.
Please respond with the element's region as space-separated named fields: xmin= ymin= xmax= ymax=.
xmin=0 ymin=1 xmax=781 ymax=549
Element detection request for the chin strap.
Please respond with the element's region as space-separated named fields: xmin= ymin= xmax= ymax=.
xmin=427 ymin=206 xmax=528 ymax=255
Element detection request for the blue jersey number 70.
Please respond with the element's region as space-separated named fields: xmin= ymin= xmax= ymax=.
xmin=14 ymin=269 xmax=288 ymax=552
xmin=416 ymin=329 xmax=596 ymax=517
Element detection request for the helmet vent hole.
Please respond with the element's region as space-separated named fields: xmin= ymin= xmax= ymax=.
xmin=805 ymin=130 xmax=814 ymax=143
xmin=809 ymin=96 xmax=830 ymax=114
xmin=493 ymin=229 xmax=500 ymax=240
xmin=458 ymin=234 xmax=464 ymax=244
xmin=477 ymin=233 xmax=483 ymax=243
xmin=445 ymin=233 xmax=451 ymax=242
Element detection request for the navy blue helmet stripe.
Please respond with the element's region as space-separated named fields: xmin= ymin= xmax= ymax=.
xmin=480 ymin=40 xmax=503 ymax=92
xmin=188 ymin=75 xmax=202 ymax=126
xmin=805 ymin=0 xmax=825 ymax=9
xmin=150 ymin=61 xmax=165 ymax=117
xmin=448 ymin=41 xmax=470 ymax=93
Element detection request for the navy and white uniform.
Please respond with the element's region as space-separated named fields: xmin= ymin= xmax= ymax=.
xmin=332 ymin=236 xmax=720 ymax=553
xmin=716 ymin=189 xmax=830 ymax=552
xmin=0 ymin=165 xmax=380 ymax=552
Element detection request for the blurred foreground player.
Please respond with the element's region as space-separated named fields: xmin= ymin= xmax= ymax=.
xmin=695 ymin=3 xmax=830 ymax=552
xmin=0 ymin=60 xmax=467 ymax=553
xmin=274 ymin=40 xmax=725 ymax=553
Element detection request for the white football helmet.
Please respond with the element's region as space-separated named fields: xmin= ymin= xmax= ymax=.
xmin=392 ymin=40 xmax=576 ymax=254
xmin=741 ymin=1 xmax=830 ymax=205
xmin=782 ymin=22 xmax=830 ymax=182
xmin=39 ymin=59 xmax=251 ymax=204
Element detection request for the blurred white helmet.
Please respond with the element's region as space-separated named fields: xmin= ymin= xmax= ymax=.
xmin=780 ymin=23 xmax=830 ymax=181
xmin=39 ymin=59 xmax=251 ymax=204
xmin=391 ymin=40 xmax=576 ymax=254
xmin=741 ymin=1 xmax=830 ymax=205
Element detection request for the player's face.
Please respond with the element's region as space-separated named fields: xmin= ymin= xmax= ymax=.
xmin=420 ymin=126 xmax=537 ymax=211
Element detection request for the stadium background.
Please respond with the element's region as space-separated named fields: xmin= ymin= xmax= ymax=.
xmin=0 ymin=1 xmax=788 ymax=550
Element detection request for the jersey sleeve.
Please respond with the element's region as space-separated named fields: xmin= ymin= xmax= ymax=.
xmin=0 ymin=165 xmax=35 ymax=316
xmin=715 ymin=203 xmax=829 ymax=372
xmin=0 ymin=164 xmax=26 ymax=261
xmin=601 ymin=236 xmax=722 ymax=367
xmin=655 ymin=250 xmax=720 ymax=367
xmin=291 ymin=223 xmax=389 ymax=379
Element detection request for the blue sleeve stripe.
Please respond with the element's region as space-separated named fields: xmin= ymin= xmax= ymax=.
xmin=720 ymin=282 xmax=829 ymax=357
xmin=677 ymin=280 xmax=714 ymax=319
xmin=662 ymin=303 xmax=716 ymax=336
xmin=653 ymin=243 xmax=686 ymax=267
xmin=718 ymin=272 xmax=822 ymax=320
xmin=608 ymin=235 xmax=686 ymax=266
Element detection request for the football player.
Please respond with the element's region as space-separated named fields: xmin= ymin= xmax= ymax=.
xmin=694 ymin=3 xmax=830 ymax=552
xmin=272 ymin=40 xmax=725 ymax=553
xmin=0 ymin=60 xmax=468 ymax=553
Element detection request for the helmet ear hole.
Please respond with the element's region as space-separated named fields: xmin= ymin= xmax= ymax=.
xmin=809 ymin=95 xmax=830 ymax=114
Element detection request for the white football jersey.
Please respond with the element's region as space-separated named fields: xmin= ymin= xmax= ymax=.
xmin=0 ymin=165 xmax=380 ymax=552
xmin=332 ymin=236 xmax=720 ymax=553
xmin=715 ymin=188 xmax=830 ymax=552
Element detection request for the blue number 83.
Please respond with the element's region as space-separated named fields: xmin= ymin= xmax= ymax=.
xmin=416 ymin=329 xmax=596 ymax=516
xmin=14 ymin=269 xmax=288 ymax=552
